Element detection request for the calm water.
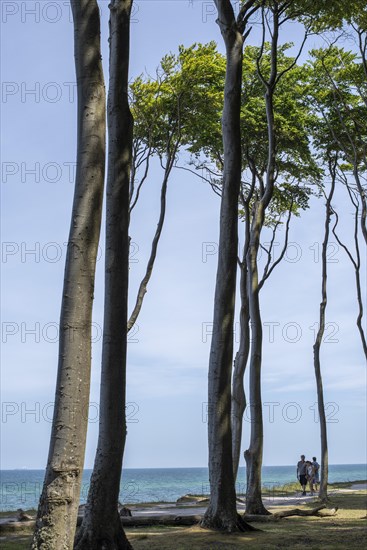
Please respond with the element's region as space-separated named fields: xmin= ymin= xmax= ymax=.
xmin=1 ymin=464 xmax=366 ymax=511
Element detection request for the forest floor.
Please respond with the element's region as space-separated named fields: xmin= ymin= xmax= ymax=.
xmin=0 ymin=481 xmax=366 ymax=549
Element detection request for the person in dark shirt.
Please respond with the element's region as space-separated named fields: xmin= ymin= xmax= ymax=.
xmin=297 ymin=454 xmax=307 ymax=495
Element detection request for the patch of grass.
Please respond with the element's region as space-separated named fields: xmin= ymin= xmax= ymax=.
xmin=3 ymin=491 xmax=366 ymax=549
xmin=126 ymin=491 xmax=366 ymax=549
xmin=0 ymin=537 xmax=32 ymax=550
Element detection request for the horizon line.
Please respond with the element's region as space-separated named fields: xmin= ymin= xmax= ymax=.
xmin=1 ymin=463 xmax=366 ymax=471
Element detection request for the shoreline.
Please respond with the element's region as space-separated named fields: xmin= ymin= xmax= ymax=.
xmin=1 ymin=480 xmax=366 ymax=519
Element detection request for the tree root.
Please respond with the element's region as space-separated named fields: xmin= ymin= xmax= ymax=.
xmin=74 ymin=520 xmax=133 ymax=550
xmin=200 ymin=512 xmax=258 ymax=532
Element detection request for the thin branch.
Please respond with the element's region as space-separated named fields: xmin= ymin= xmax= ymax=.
xmin=255 ymin=6 xmax=268 ymax=88
xmin=129 ymin=147 xmax=152 ymax=213
xmin=258 ymin=203 xmax=292 ymax=290
xmin=275 ymin=28 xmax=309 ymax=85
xmin=331 ymin=209 xmax=356 ymax=268
xmin=174 ymin=164 xmax=222 ymax=196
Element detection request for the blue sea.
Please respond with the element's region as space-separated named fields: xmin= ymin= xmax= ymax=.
xmin=1 ymin=464 xmax=366 ymax=512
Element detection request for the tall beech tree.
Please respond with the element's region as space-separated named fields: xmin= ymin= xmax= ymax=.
xmin=241 ymin=1 xmax=314 ymax=515
xmin=74 ymin=1 xmax=134 ymax=548
xmin=308 ymin=46 xmax=367 ymax=357
xmin=32 ymin=1 xmax=106 ymax=547
xmin=146 ymin=40 xmax=317 ymax=492
xmin=127 ymin=53 xmax=207 ymax=331
xmin=231 ymin=42 xmax=318 ymax=482
xmin=231 ymin=0 xmax=367 ymax=495
xmin=332 ymin=176 xmax=367 ymax=360
xmin=312 ymin=157 xmax=337 ymax=501
xmin=77 ymin=40 xmax=227 ymax=546
xmin=310 ymin=46 xmax=367 ymax=246
xmin=201 ymin=0 xmax=259 ymax=532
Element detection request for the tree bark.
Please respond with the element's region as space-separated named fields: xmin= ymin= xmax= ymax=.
xmin=201 ymin=0 xmax=252 ymax=533
xmin=231 ymin=265 xmax=250 ymax=482
xmin=74 ymin=1 xmax=133 ymax=549
xmin=313 ymin=158 xmax=337 ymax=502
xmin=231 ymin=176 xmax=254 ymax=482
xmin=244 ymin=201 xmax=270 ymax=516
xmin=31 ymin=2 xmax=106 ymax=548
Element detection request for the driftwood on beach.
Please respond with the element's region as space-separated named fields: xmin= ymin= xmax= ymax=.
xmin=243 ymin=504 xmax=339 ymax=522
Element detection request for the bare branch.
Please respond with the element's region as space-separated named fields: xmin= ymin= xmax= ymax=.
xmin=258 ymin=203 xmax=292 ymax=290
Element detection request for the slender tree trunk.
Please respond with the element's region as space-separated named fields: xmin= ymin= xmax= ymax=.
xmin=243 ymin=50 xmax=277 ymax=514
xmin=353 ymin=168 xmax=367 ymax=247
xmin=231 ymin=256 xmax=250 ymax=482
xmin=201 ymin=0 xmax=252 ymax=532
xmin=244 ymin=202 xmax=270 ymax=516
xmin=31 ymin=1 xmax=106 ymax=547
xmin=74 ymin=1 xmax=133 ymax=548
xmin=313 ymin=160 xmax=337 ymax=502
xmin=127 ymin=152 xmax=174 ymax=331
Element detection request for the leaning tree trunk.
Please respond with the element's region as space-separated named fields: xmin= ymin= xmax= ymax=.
xmin=31 ymin=1 xmax=106 ymax=548
xmin=201 ymin=0 xmax=252 ymax=533
xmin=313 ymin=159 xmax=337 ymax=502
xmin=244 ymin=202 xmax=270 ymax=516
xmin=74 ymin=1 xmax=133 ymax=549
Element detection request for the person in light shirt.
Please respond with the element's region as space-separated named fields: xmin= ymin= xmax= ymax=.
xmin=312 ymin=457 xmax=320 ymax=491
xmin=306 ymin=460 xmax=316 ymax=495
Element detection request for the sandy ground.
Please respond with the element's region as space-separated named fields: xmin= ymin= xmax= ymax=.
xmin=118 ymin=484 xmax=367 ymax=517
xmin=130 ymin=493 xmax=324 ymax=517
xmin=350 ymin=483 xmax=367 ymax=490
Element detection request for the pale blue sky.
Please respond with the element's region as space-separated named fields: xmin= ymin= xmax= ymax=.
xmin=1 ymin=1 xmax=366 ymax=471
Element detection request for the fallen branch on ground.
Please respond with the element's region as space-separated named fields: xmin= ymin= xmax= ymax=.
xmin=119 ymin=514 xmax=202 ymax=526
xmin=243 ymin=504 xmax=339 ymax=522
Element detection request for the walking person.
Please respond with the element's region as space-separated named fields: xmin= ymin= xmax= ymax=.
xmin=297 ymin=454 xmax=308 ymax=496
xmin=312 ymin=457 xmax=320 ymax=491
xmin=306 ymin=460 xmax=315 ymax=495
